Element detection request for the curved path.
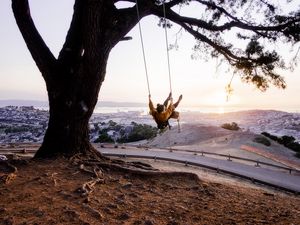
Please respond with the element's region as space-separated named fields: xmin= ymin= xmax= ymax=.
xmin=98 ymin=146 xmax=300 ymax=194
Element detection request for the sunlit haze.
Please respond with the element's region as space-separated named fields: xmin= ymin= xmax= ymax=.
xmin=0 ymin=1 xmax=299 ymax=113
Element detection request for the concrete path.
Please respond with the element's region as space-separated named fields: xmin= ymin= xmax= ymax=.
xmin=99 ymin=146 xmax=300 ymax=194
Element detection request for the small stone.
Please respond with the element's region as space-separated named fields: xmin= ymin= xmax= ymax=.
xmin=118 ymin=212 xmax=130 ymax=220
xmin=144 ymin=220 xmax=154 ymax=225
xmin=106 ymin=203 xmax=118 ymax=209
xmin=3 ymin=217 xmax=14 ymax=225
xmin=122 ymin=183 xmax=132 ymax=189
xmin=129 ymin=192 xmax=138 ymax=198
xmin=0 ymin=207 xmax=7 ymax=214
xmin=83 ymin=197 xmax=90 ymax=203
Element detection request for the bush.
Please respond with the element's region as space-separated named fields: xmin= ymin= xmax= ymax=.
xmin=118 ymin=123 xmax=157 ymax=143
xmin=221 ymin=122 xmax=240 ymax=131
xmin=253 ymin=136 xmax=271 ymax=146
xmin=94 ymin=133 xmax=114 ymax=143
xmin=280 ymin=135 xmax=296 ymax=146
xmin=285 ymin=142 xmax=300 ymax=152
xmin=261 ymin=132 xmax=300 ymax=154
xmin=261 ymin=132 xmax=280 ymax=142
xmin=5 ymin=126 xmax=31 ymax=133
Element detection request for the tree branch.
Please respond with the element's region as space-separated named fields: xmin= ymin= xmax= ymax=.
xmin=11 ymin=0 xmax=56 ymax=82
xmin=58 ymin=0 xmax=84 ymax=71
xmin=155 ymin=4 xmax=300 ymax=36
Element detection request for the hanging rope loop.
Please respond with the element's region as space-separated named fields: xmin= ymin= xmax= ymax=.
xmin=162 ymin=0 xmax=172 ymax=95
xmin=135 ymin=0 xmax=151 ymax=96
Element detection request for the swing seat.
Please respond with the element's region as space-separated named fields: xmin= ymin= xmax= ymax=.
xmin=157 ymin=120 xmax=171 ymax=130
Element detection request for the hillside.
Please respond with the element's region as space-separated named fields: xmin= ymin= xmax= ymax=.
xmin=1 ymin=156 xmax=300 ymax=225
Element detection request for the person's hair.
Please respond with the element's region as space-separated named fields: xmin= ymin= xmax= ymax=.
xmin=156 ymin=104 xmax=164 ymax=113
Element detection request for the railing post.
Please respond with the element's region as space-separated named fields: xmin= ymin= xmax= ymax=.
xmin=255 ymin=160 xmax=260 ymax=167
xmin=227 ymin=154 xmax=232 ymax=161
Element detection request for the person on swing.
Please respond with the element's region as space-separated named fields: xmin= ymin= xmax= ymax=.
xmin=149 ymin=92 xmax=183 ymax=130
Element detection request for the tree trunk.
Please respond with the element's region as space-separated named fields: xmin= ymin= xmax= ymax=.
xmin=35 ymin=53 xmax=110 ymax=158
xmin=12 ymin=0 xmax=141 ymax=158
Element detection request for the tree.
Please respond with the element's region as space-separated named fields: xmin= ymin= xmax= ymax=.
xmin=11 ymin=0 xmax=300 ymax=158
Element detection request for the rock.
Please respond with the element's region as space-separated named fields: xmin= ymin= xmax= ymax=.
xmin=128 ymin=192 xmax=138 ymax=198
xmin=118 ymin=212 xmax=130 ymax=220
xmin=122 ymin=183 xmax=133 ymax=189
xmin=3 ymin=217 xmax=14 ymax=225
xmin=106 ymin=203 xmax=118 ymax=209
xmin=0 ymin=207 xmax=7 ymax=214
xmin=144 ymin=220 xmax=154 ymax=225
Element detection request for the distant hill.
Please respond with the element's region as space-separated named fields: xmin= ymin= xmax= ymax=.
xmin=0 ymin=99 xmax=146 ymax=108
xmin=0 ymin=100 xmax=49 ymax=107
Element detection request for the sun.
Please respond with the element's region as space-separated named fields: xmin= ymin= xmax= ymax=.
xmin=202 ymin=89 xmax=241 ymax=113
xmin=209 ymin=92 xmax=228 ymax=106
xmin=217 ymin=107 xmax=225 ymax=114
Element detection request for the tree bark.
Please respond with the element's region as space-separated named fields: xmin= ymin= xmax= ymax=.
xmin=35 ymin=50 xmax=110 ymax=158
xmin=12 ymin=0 xmax=127 ymax=158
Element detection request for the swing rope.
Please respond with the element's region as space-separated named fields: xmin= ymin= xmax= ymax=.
xmin=162 ymin=1 xmax=180 ymax=133
xmin=135 ymin=0 xmax=174 ymax=102
xmin=162 ymin=1 xmax=173 ymax=95
xmin=226 ymin=73 xmax=235 ymax=102
xmin=135 ymin=0 xmax=151 ymax=96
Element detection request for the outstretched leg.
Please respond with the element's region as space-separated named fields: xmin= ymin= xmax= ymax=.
xmin=173 ymin=94 xmax=183 ymax=108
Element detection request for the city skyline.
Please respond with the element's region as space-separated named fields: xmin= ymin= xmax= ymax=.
xmin=1 ymin=1 xmax=299 ymax=113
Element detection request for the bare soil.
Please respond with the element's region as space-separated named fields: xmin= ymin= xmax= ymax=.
xmin=0 ymin=157 xmax=299 ymax=225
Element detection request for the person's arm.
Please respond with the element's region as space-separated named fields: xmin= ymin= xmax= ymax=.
xmin=148 ymin=95 xmax=155 ymax=114
xmin=164 ymin=97 xmax=174 ymax=117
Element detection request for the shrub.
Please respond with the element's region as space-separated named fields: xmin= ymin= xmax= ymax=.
xmin=94 ymin=133 xmax=114 ymax=143
xmin=261 ymin=132 xmax=300 ymax=154
xmin=253 ymin=136 xmax=271 ymax=146
xmin=280 ymin=135 xmax=295 ymax=146
xmin=261 ymin=132 xmax=279 ymax=142
xmin=118 ymin=123 xmax=157 ymax=143
xmin=221 ymin=122 xmax=240 ymax=131
xmin=285 ymin=142 xmax=300 ymax=153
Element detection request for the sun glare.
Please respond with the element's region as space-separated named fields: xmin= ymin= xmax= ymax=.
xmin=208 ymin=92 xmax=228 ymax=106
xmin=217 ymin=107 xmax=225 ymax=114
xmin=201 ymin=90 xmax=241 ymax=113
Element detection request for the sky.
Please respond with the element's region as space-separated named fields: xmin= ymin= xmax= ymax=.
xmin=0 ymin=0 xmax=300 ymax=112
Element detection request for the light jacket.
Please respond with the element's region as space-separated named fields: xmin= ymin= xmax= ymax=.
xmin=149 ymin=98 xmax=174 ymax=125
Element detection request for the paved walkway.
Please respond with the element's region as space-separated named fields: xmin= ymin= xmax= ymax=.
xmin=99 ymin=146 xmax=300 ymax=194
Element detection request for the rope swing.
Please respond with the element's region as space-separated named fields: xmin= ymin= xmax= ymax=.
xmin=135 ymin=0 xmax=181 ymax=133
xmin=135 ymin=0 xmax=151 ymax=96
xmin=135 ymin=0 xmax=173 ymax=96
xmin=162 ymin=0 xmax=173 ymax=95
xmin=226 ymin=73 xmax=235 ymax=102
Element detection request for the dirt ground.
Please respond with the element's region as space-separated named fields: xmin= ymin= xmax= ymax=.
xmin=0 ymin=157 xmax=300 ymax=225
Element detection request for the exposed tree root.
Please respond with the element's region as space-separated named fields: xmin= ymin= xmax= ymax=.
xmin=69 ymin=153 xmax=200 ymax=200
xmin=0 ymin=161 xmax=18 ymax=184
xmin=70 ymin=153 xmax=200 ymax=183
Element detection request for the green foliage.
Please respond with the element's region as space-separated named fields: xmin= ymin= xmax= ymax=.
xmin=221 ymin=122 xmax=240 ymax=131
xmin=94 ymin=121 xmax=157 ymax=144
xmin=261 ymin=132 xmax=278 ymax=141
xmin=253 ymin=136 xmax=271 ymax=146
xmin=95 ymin=132 xmax=114 ymax=143
xmin=261 ymin=132 xmax=300 ymax=154
xmin=118 ymin=122 xmax=157 ymax=143
xmin=5 ymin=126 xmax=31 ymax=133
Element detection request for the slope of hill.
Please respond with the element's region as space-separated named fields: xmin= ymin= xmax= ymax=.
xmin=0 ymin=156 xmax=299 ymax=224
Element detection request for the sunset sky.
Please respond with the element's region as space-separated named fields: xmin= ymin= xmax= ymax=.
xmin=0 ymin=1 xmax=299 ymax=112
